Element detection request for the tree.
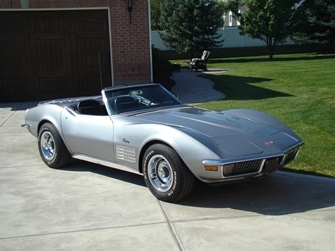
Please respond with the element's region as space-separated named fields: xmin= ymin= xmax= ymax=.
xmin=150 ymin=0 xmax=162 ymax=31
xmin=159 ymin=0 xmax=224 ymax=60
xmin=239 ymin=0 xmax=303 ymax=59
xmin=292 ymin=0 xmax=335 ymax=53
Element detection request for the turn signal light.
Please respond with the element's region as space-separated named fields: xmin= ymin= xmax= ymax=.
xmin=204 ymin=166 xmax=219 ymax=171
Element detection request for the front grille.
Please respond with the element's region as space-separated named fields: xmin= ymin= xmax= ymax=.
xmin=230 ymin=159 xmax=263 ymax=176
xmin=281 ymin=149 xmax=299 ymax=166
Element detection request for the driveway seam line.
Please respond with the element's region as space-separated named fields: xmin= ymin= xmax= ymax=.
xmin=0 ymin=221 xmax=167 ymax=241
xmin=159 ymin=201 xmax=184 ymax=251
xmin=0 ymin=103 xmax=23 ymax=128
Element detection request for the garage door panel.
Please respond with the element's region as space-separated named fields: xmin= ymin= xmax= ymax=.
xmin=75 ymin=11 xmax=107 ymax=33
xmin=37 ymin=77 xmax=70 ymax=98
xmin=75 ymin=18 xmax=105 ymax=33
xmin=32 ymin=14 xmax=68 ymax=34
xmin=76 ymin=38 xmax=104 ymax=72
xmin=35 ymin=39 xmax=69 ymax=74
xmin=0 ymin=79 xmax=32 ymax=101
xmin=0 ymin=14 xmax=26 ymax=34
xmin=0 ymin=21 xmax=32 ymax=102
xmin=0 ymin=10 xmax=111 ymax=102
xmin=0 ymin=40 xmax=28 ymax=75
xmin=78 ymin=76 xmax=103 ymax=95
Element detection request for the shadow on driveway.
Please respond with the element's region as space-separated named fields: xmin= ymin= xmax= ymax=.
xmin=181 ymin=172 xmax=335 ymax=215
xmin=57 ymin=161 xmax=335 ymax=216
xmin=60 ymin=160 xmax=146 ymax=188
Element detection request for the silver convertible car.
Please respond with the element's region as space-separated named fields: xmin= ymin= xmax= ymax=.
xmin=22 ymin=84 xmax=303 ymax=202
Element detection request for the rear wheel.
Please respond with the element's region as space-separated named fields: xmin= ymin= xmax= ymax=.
xmin=38 ymin=123 xmax=71 ymax=168
xmin=143 ymin=144 xmax=195 ymax=202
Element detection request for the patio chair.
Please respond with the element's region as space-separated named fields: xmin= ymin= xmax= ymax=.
xmin=189 ymin=50 xmax=211 ymax=71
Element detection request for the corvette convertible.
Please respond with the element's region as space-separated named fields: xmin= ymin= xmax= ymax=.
xmin=22 ymin=83 xmax=303 ymax=202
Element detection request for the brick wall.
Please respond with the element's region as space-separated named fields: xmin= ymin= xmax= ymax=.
xmin=0 ymin=0 xmax=152 ymax=85
xmin=110 ymin=0 xmax=151 ymax=85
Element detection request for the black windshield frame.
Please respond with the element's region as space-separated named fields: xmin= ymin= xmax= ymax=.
xmin=102 ymin=84 xmax=182 ymax=115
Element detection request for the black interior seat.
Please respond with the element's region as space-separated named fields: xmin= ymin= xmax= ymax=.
xmin=77 ymin=99 xmax=107 ymax=115
xmin=114 ymin=96 xmax=141 ymax=114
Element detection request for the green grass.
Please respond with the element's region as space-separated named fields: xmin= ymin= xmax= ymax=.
xmin=174 ymin=54 xmax=335 ymax=178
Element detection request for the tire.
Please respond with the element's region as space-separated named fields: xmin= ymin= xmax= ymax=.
xmin=38 ymin=123 xmax=71 ymax=168
xmin=143 ymin=144 xmax=195 ymax=202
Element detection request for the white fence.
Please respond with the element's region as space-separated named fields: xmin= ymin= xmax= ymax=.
xmin=151 ymin=27 xmax=294 ymax=50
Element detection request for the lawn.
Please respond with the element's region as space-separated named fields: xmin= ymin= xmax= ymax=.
xmin=174 ymin=53 xmax=335 ymax=178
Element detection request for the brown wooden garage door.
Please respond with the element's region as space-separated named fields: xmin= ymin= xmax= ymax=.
xmin=0 ymin=10 xmax=111 ymax=102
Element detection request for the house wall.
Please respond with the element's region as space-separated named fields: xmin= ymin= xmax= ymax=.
xmin=110 ymin=0 xmax=151 ymax=85
xmin=0 ymin=0 xmax=152 ymax=87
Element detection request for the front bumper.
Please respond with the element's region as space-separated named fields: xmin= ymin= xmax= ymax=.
xmin=21 ymin=123 xmax=31 ymax=129
xmin=200 ymin=142 xmax=303 ymax=183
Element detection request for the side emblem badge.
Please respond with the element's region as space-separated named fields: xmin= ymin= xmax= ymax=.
xmin=265 ymin=141 xmax=274 ymax=145
xmin=122 ymin=138 xmax=130 ymax=144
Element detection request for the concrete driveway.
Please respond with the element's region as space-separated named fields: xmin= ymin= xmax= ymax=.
xmin=0 ymin=103 xmax=335 ymax=251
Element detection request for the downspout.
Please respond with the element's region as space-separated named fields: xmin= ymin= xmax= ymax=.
xmin=20 ymin=0 xmax=29 ymax=8
xmin=148 ymin=0 xmax=153 ymax=82
xmin=108 ymin=8 xmax=114 ymax=86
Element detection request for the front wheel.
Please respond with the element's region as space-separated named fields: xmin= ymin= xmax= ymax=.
xmin=143 ymin=144 xmax=195 ymax=202
xmin=38 ymin=123 xmax=71 ymax=168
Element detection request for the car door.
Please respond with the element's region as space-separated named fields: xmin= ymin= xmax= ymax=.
xmin=60 ymin=108 xmax=115 ymax=162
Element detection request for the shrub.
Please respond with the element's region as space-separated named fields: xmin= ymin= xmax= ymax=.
xmin=152 ymin=46 xmax=175 ymax=91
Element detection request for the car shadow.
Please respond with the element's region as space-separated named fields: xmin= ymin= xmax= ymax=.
xmin=180 ymin=172 xmax=335 ymax=216
xmin=58 ymin=161 xmax=335 ymax=216
xmin=61 ymin=160 xmax=146 ymax=188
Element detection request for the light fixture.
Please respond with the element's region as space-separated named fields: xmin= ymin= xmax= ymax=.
xmin=126 ymin=0 xmax=133 ymax=23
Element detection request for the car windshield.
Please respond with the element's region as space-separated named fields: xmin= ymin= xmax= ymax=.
xmin=103 ymin=84 xmax=183 ymax=115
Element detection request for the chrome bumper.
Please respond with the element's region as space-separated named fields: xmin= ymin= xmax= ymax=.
xmin=21 ymin=123 xmax=31 ymax=129
xmin=201 ymin=142 xmax=304 ymax=183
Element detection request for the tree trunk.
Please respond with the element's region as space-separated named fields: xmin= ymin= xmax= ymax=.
xmin=267 ymin=37 xmax=280 ymax=60
xmin=189 ymin=49 xmax=194 ymax=62
xmin=267 ymin=38 xmax=275 ymax=60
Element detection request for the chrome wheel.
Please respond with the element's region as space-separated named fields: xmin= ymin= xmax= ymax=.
xmin=148 ymin=154 xmax=173 ymax=192
xmin=143 ymin=144 xmax=195 ymax=202
xmin=40 ymin=131 xmax=56 ymax=161
xmin=38 ymin=123 xmax=71 ymax=168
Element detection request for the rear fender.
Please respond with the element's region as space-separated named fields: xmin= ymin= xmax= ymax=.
xmin=25 ymin=104 xmax=64 ymax=138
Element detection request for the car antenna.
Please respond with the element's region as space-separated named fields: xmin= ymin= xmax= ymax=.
xmin=98 ymin=50 xmax=103 ymax=89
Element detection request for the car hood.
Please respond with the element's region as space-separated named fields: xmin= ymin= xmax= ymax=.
xmin=134 ymin=107 xmax=300 ymax=157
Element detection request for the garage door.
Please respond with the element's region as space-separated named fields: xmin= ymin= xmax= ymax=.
xmin=0 ymin=10 xmax=111 ymax=102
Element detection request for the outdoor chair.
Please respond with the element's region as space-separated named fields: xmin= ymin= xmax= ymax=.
xmin=189 ymin=50 xmax=211 ymax=71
